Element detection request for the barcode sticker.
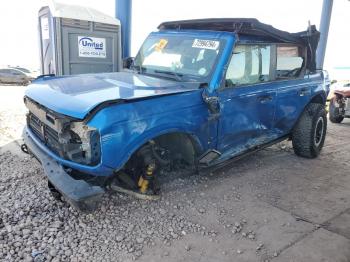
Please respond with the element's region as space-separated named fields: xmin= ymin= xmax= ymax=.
xmin=192 ymin=39 xmax=219 ymax=50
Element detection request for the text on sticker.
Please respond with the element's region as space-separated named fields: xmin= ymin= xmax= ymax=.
xmin=192 ymin=39 xmax=220 ymax=50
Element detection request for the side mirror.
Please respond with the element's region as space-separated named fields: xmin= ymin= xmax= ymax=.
xmin=202 ymin=90 xmax=220 ymax=115
xmin=123 ymin=57 xmax=135 ymax=69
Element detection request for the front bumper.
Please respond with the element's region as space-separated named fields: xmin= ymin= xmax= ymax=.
xmin=23 ymin=127 xmax=105 ymax=212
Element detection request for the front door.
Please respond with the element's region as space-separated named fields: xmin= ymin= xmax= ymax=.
xmin=217 ymin=44 xmax=277 ymax=157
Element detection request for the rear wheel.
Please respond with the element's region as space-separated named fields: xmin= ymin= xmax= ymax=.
xmin=292 ymin=103 xmax=327 ymax=158
xmin=329 ymin=97 xmax=344 ymax=123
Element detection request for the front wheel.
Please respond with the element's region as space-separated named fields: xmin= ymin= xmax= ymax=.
xmin=292 ymin=103 xmax=327 ymax=158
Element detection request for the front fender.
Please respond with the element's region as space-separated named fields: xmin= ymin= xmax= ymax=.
xmin=102 ymin=124 xmax=205 ymax=171
xmin=86 ymin=91 xmax=212 ymax=172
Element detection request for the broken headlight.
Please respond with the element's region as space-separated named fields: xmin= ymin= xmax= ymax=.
xmin=62 ymin=122 xmax=101 ymax=166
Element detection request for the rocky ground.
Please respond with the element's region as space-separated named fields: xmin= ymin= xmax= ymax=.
xmin=0 ymin=85 xmax=350 ymax=262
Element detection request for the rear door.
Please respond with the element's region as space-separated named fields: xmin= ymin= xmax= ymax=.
xmin=9 ymin=69 xmax=27 ymax=83
xmin=273 ymin=44 xmax=311 ymax=135
xmin=217 ymin=44 xmax=277 ymax=156
xmin=0 ymin=69 xmax=12 ymax=83
xmin=0 ymin=69 xmax=6 ymax=82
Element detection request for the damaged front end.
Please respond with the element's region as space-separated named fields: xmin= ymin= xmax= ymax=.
xmin=23 ymin=97 xmax=104 ymax=211
xmin=25 ymin=97 xmax=101 ymax=166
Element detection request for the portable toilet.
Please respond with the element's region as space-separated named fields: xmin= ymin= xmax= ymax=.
xmin=38 ymin=1 xmax=122 ymax=76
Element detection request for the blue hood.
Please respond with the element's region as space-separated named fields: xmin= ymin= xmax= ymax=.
xmin=25 ymin=72 xmax=198 ymax=119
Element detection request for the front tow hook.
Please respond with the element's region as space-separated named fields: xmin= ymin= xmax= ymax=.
xmin=21 ymin=143 xmax=29 ymax=154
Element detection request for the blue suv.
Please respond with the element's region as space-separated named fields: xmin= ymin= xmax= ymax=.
xmin=22 ymin=19 xmax=329 ymax=211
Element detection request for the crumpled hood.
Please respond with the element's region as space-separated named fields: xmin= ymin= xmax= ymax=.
xmin=25 ymin=72 xmax=198 ymax=119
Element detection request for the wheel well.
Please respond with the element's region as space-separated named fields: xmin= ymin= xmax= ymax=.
xmin=125 ymin=132 xmax=201 ymax=171
xmin=310 ymin=94 xmax=325 ymax=105
xmin=334 ymin=92 xmax=344 ymax=99
xmin=290 ymin=94 xmax=326 ymax=136
xmin=154 ymin=133 xmax=201 ymax=165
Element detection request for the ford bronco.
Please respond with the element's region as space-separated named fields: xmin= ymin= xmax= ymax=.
xmin=22 ymin=19 xmax=329 ymax=211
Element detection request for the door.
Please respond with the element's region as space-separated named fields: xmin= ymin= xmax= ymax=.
xmin=0 ymin=69 xmax=13 ymax=83
xmin=217 ymin=44 xmax=277 ymax=157
xmin=273 ymin=44 xmax=311 ymax=135
xmin=9 ymin=69 xmax=26 ymax=84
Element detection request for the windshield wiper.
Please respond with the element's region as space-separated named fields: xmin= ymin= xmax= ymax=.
xmin=153 ymin=70 xmax=183 ymax=81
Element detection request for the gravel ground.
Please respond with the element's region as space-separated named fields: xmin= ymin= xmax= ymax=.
xmin=0 ymin=85 xmax=350 ymax=262
xmin=0 ymin=151 xmax=212 ymax=261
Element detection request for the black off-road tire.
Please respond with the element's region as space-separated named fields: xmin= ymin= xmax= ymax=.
xmin=329 ymin=98 xmax=344 ymax=123
xmin=292 ymin=103 xmax=327 ymax=158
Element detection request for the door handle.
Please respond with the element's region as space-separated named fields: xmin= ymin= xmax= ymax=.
xmin=257 ymin=95 xmax=273 ymax=103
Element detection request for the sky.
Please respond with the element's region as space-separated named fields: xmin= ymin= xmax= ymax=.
xmin=0 ymin=0 xmax=349 ymax=76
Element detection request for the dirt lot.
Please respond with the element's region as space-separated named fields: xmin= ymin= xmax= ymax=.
xmin=0 ymin=85 xmax=350 ymax=262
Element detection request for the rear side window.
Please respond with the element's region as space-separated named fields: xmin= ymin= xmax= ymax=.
xmin=10 ymin=70 xmax=25 ymax=76
xmin=276 ymin=45 xmax=304 ymax=79
xmin=225 ymin=44 xmax=271 ymax=87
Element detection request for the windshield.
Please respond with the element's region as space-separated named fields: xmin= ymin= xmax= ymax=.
xmin=134 ymin=34 xmax=225 ymax=81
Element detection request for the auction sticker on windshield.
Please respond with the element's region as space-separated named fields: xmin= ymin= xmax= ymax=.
xmin=155 ymin=39 xmax=168 ymax=52
xmin=192 ymin=39 xmax=219 ymax=50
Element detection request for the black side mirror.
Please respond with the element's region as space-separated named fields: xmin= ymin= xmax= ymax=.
xmin=202 ymin=90 xmax=220 ymax=115
xmin=123 ymin=57 xmax=135 ymax=69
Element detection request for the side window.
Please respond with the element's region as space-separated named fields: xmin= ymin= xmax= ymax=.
xmin=0 ymin=69 xmax=11 ymax=74
xmin=9 ymin=69 xmax=24 ymax=76
xmin=276 ymin=45 xmax=304 ymax=79
xmin=225 ymin=44 xmax=271 ymax=87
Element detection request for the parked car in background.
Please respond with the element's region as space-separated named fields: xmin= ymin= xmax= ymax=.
xmin=329 ymin=82 xmax=350 ymax=123
xmin=0 ymin=67 xmax=36 ymax=85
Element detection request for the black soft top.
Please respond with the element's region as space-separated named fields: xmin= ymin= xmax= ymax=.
xmin=158 ymin=18 xmax=320 ymax=71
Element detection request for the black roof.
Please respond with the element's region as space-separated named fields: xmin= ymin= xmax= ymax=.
xmin=158 ymin=18 xmax=320 ymax=71
xmin=158 ymin=18 xmax=316 ymax=44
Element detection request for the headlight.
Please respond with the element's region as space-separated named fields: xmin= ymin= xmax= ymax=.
xmin=63 ymin=122 xmax=101 ymax=165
